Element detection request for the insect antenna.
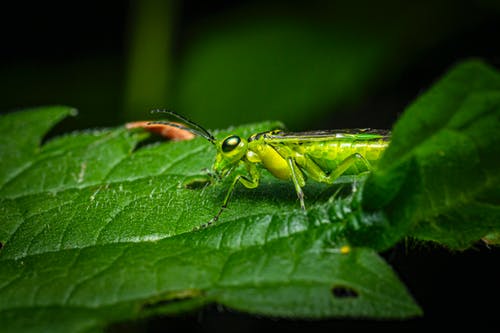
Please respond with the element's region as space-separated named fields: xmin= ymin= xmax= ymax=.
xmin=150 ymin=109 xmax=216 ymax=144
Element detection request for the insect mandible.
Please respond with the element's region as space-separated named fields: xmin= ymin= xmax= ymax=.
xmin=150 ymin=110 xmax=391 ymax=224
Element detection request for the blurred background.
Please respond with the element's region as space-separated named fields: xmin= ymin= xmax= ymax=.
xmin=1 ymin=0 xmax=499 ymax=132
xmin=1 ymin=0 xmax=499 ymax=330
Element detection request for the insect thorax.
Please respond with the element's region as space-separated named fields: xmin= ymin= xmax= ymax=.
xmin=247 ymin=141 xmax=291 ymax=180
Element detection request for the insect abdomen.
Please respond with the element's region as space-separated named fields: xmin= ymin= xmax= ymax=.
xmin=297 ymin=139 xmax=389 ymax=174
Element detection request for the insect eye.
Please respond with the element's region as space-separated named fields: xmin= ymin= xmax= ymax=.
xmin=221 ymin=135 xmax=241 ymax=152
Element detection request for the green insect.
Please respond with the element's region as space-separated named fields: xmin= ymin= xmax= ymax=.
xmin=150 ymin=110 xmax=390 ymax=223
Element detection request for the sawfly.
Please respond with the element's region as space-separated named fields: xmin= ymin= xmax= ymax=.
xmin=150 ymin=110 xmax=390 ymax=224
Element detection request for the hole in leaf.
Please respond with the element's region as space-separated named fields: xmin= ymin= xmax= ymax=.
xmin=142 ymin=298 xmax=187 ymax=310
xmin=182 ymin=174 xmax=213 ymax=190
xmin=129 ymin=132 xmax=165 ymax=153
xmin=141 ymin=289 xmax=203 ymax=311
xmin=183 ymin=179 xmax=212 ymax=190
xmin=0 ymin=241 xmax=3 ymax=250
xmin=331 ymin=285 xmax=359 ymax=299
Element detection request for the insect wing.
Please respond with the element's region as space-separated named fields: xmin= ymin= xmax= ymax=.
xmin=263 ymin=129 xmax=391 ymax=144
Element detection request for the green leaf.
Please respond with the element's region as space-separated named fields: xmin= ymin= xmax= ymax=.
xmin=483 ymin=231 xmax=500 ymax=245
xmin=3 ymin=60 xmax=499 ymax=331
xmin=360 ymin=60 xmax=500 ymax=249
xmin=0 ymin=107 xmax=420 ymax=332
xmin=0 ymin=106 xmax=76 ymax=189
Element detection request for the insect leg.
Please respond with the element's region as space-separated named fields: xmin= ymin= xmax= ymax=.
xmin=211 ymin=162 xmax=260 ymax=223
xmin=324 ymin=153 xmax=371 ymax=183
xmin=301 ymin=153 xmax=371 ymax=184
xmin=286 ymin=157 xmax=306 ymax=210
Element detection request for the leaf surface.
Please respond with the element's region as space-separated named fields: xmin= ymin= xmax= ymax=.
xmin=2 ymin=61 xmax=499 ymax=332
xmin=0 ymin=107 xmax=419 ymax=332
xmin=361 ymin=60 xmax=500 ymax=249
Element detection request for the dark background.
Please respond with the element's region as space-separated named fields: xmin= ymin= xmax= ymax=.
xmin=1 ymin=0 xmax=499 ymax=331
xmin=2 ymin=0 xmax=500 ymax=131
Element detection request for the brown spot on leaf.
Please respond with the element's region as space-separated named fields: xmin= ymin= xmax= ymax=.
xmin=126 ymin=121 xmax=195 ymax=141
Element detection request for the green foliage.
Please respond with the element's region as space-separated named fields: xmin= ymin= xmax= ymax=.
xmin=1 ymin=60 xmax=499 ymax=332
xmin=361 ymin=60 xmax=500 ymax=249
xmin=0 ymin=109 xmax=418 ymax=333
